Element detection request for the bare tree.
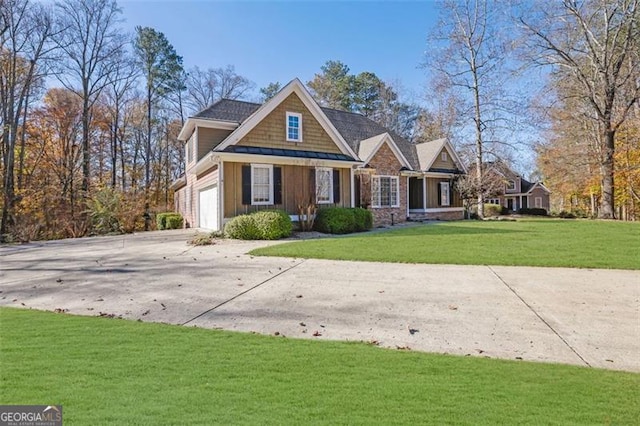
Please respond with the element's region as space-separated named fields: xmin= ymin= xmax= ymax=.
xmin=0 ymin=0 xmax=58 ymax=241
xmin=425 ymin=0 xmax=516 ymax=218
xmin=519 ymin=0 xmax=640 ymax=219
xmin=185 ymin=65 xmax=254 ymax=113
xmin=54 ymin=0 xmax=128 ymax=198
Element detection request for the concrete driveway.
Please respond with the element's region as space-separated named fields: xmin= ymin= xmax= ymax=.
xmin=1 ymin=229 xmax=638 ymax=372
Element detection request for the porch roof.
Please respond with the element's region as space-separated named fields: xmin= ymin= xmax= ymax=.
xmin=222 ymin=145 xmax=356 ymax=162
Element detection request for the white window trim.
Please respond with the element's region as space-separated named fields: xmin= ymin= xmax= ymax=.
xmin=534 ymin=197 xmax=543 ymax=208
xmin=286 ymin=111 xmax=303 ymax=142
xmin=441 ymin=151 xmax=448 ymax=162
xmin=251 ymin=164 xmax=273 ymax=206
xmin=371 ymin=175 xmax=400 ymax=208
xmin=315 ymin=167 xmax=333 ymax=204
xmin=440 ymin=181 xmax=450 ymax=207
xmin=506 ymin=180 xmax=516 ymax=191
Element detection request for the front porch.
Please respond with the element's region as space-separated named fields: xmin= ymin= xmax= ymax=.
xmin=407 ymin=176 xmax=464 ymax=221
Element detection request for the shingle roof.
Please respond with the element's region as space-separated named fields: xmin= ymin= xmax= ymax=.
xmin=223 ymin=145 xmax=355 ymax=161
xmin=193 ymin=99 xmax=261 ymax=123
xmin=193 ymin=99 xmax=422 ymax=169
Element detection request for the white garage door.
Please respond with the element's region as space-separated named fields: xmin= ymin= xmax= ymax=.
xmin=198 ymin=185 xmax=218 ymax=230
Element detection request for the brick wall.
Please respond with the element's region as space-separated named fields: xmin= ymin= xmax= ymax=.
xmin=366 ymin=142 xmax=407 ymax=226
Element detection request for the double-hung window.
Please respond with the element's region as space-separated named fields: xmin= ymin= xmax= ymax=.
xmin=251 ymin=164 xmax=273 ymax=205
xmin=286 ymin=112 xmax=302 ymax=142
xmin=440 ymin=181 xmax=450 ymax=206
xmin=506 ymin=180 xmax=516 ymax=191
xmin=315 ymin=167 xmax=333 ymax=204
xmin=371 ymin=176 xmax=399 ymax=208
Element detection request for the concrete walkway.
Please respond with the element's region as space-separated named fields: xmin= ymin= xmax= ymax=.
xmin=1 ymin=229 xmax=638 ymax=372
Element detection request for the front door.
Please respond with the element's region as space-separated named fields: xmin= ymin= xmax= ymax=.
xmin=507 ymin=198 xmax=514 ymax=211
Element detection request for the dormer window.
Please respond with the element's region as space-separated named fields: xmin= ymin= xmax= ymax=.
xmin=286 ymin=112 xmax=302 ymax=142
xmin=506 ymin=180 xmax=516 ymax=191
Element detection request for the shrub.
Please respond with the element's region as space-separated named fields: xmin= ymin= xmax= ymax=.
xmin=314 ymin=207 xmax=356 ymax=234
xmin=188 ymin=232 xmax=217 ymax=246
xmin=157 ymin=212 xmax=183 ymax=230
xmin=86 ymin=187 xmax=122 ymax=234
xmin=251 ymin=210 xmax=293 ymax=240
xmin=519 ymin=208 xmax=548 ymax=216
xmin=484 ymin=203 xmax=503 ymax=217
xmin=351 ymin=208 xmax=373 ymax=232
xmin=557 ymin=210 xmax=576 ymax=219
xmin=224 ymin=215 xmax=261 ymax=240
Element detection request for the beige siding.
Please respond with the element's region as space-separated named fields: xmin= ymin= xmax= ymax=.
xmin=426 ymin=177 xmax=463 ymax=208
xmin=178 ymin=167 xmax=218 ymax=228
xmin=431 ymin=148 xmax=457 ymax=170
xmin=528 ymin=187 xmax=550 ymax=211
xmin=223 ymin=161 xmax=351 ymax=218
xmin=197 ymin=128 xmax=232 ymax=160
xmin=237 ymin=93 xmax=342 ymax=154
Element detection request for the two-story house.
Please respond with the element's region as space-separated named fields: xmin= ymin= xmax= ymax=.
xmin=484 ymin=162 xmax=551 ymax=213
xmin=171 ymin=79 xmax=467 ymax=230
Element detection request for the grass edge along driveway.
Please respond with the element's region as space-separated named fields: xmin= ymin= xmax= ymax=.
xmin=251 ymin=219 xmax=640 ymax=270
xmin=2 ymin=308 xmax=639 ymax=425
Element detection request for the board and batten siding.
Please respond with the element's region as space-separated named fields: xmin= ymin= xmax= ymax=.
xmin=430 ymin=148 xmax=457 ymax=170
xmin=425 ymin=177 xmax=463 ymax=208
xmin=223 ymin=161 xmax=351 ymax=218
xmin=236 ymin=93 xmax=343 ymax=154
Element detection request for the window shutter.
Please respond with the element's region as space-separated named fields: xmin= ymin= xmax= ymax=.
xmin=242 ymin=165 xmax=251 ymax=205
xmin=333 ymin=169 xmax=340 ymax=204
xmin=274 ymin=167 xmax=282 ymax=205
xmin=437 ymin=182 xmax=442 ymax=206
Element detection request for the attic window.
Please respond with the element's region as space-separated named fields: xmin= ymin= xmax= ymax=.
xmin=506 ymin=180 xmax=516 ymax=191
xmin=286 ymin=112 xmax=302 ymax=142
xmin=441 ymin=151 xmax=448 ymax=162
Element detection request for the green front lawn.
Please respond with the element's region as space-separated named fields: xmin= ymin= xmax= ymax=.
xmin=1 ymin=308 xmax=638 ymax=424
xmin=252 ymin=219 xmax=640 ymax=269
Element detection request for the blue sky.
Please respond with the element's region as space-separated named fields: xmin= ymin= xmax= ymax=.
xmin=119 ymin=0 xmax=441 ymax=101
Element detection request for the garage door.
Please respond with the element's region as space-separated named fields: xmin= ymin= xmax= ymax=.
xmin=198 ymin=185 xmax=218 ymax=230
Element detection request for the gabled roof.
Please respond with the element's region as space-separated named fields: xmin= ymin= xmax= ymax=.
xmin=214 ymin=78 xmax=359 ymax=159
xmin=179 ymin=81 xmax=466 ymax=173
xmin=415 ymin=138 xmax=466 ymax=173
xmin=357 ymin=133 xmax=412 ymax=169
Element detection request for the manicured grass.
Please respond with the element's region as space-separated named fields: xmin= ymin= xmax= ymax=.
xmin=251 ymin=219 xmax=640 ymax=269
xmin=1 ymin=308 xmax=638 ymax=424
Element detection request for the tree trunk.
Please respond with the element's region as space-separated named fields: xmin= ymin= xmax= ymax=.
xmin=144 ymin=84 xmax=152 ymax=231
xmin=599 ymin=129 xmax=615 ymax=219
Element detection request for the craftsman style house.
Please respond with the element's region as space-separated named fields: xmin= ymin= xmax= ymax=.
xmin=484 ymin=162 xmax=551 ymax=213
xmin=172 ymin=79 xmax=466 ymax=230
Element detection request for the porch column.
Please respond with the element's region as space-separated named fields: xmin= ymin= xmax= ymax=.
xmin=422 ymin=177 xmax=427 ymax=211
xmin=350 ymin=167 xmax=355 ymax=207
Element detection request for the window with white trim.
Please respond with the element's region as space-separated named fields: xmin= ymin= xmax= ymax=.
xmin=441 ymin=151 xmax=448 ymax=162
xmin=488 ymin=198 xmax=501 ymax=205
xmin=535 ymin=197 xmax=543 ymax=208
xmin=251 ymin=164 xmax=273 ymax=205
xmin=286 ymin=112 xmax=302 ymax=142
xmin=315 ymin=167 xmax=333 ymax=204
xmin=372 ymin=176 xmax=399 ymax=208
xmin=506 ymin=180 xmax=516 ymax=191
xmin=440 ymin=181 xmax=450 ymax=206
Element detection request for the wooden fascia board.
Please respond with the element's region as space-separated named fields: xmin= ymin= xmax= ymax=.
xmin=178 ymin=118 xmax=238 ymax=141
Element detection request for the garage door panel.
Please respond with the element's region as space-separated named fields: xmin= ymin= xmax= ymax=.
xmin=199 ymin=185 xmax=218 ymax=230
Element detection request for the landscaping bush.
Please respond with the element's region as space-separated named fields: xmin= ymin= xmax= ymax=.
xmin=314 ymin=207 xmax=356 ymax=234
xmin=351 ymin=207 xmax=373 ymax=232
xmin=519 ymin=208 xmax=548 ymax=216
xmin=224 ymin=215 xmax=261 ymax=239
xmin=557 ymin=210 xmax=577 ymax=219
xmin=251 ymin=210 xmax=293 ymax=240
xmin=484 ymin=203 xmax=503 ymax=217
xmin=224 ymin=209 xmax=291 ymax=240
xmin=156 ymin=212 xmax=184 ymax=230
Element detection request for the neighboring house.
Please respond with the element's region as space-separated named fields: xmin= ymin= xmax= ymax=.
xmin=483 ymin=162 xmax=551 ymax=213
xmin=171 ymin=78 xmax=466 ymax=230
